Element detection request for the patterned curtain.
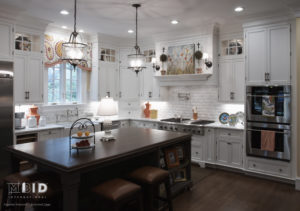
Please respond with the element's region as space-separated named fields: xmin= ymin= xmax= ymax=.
xmin=44 ymin=34 xmax=92 ymax=71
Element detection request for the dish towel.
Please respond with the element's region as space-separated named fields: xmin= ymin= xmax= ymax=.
xmin=261 ymin=130 xmax=275 ymax=151
xmin=262 ymin=95 xmax=275 ymax=117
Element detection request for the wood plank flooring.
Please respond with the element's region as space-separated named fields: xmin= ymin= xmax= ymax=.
xmin=173 ymin=165 xmax=300 ymax=211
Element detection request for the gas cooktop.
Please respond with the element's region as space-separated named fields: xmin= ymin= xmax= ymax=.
xmin=160 ymin=118 xmax=190 ymax=123
xmin=160 ymin=118 xmax=214 ymax=125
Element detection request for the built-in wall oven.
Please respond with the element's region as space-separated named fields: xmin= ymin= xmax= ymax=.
xmin=246 ymin=86 xmax=291 ymax=124
xmin=246 ymin=122 xmax=291 ymax=161
xmin=246 ymin=85 xmax=291 ymax=161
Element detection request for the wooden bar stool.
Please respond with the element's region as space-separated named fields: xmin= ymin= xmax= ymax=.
xmin=128 ymin=166 xmax=173 ymax=211
xmin=91 ymin=178 xmax=143 ymax=211
xmin=1 ymin=168 xmax=62 ymax=211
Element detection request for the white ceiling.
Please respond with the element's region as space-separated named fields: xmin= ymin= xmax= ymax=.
xmin=0 ymin=0 xmax=299 ymax=37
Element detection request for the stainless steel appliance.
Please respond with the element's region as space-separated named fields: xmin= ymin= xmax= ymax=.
xmin=246 ymin=122 xmax=291 ymax=161
xmin=0 ymin=61 xmax=14 ymax=173
xmin=159 ymin=118 xmax=214 ymax=135
xmin=246 ymin=85 xmax=291 ymax=161
xmin=246 ymin=85 xmax=291 ymax=124
xmin=15 ymin=112 xmax=26 ymax=129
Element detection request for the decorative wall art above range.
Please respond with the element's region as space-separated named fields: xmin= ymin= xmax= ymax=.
xmin=167 ymin=44 xmax=195 ymax=75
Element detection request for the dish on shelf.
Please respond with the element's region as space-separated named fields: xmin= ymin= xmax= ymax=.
xmin=228 ymin=114 xmax=238 ymax=126
xmin=72 ymin=143 xmax=95 ymax=150
xmin=219 ymin=112 xmax=229 ymax=124
xmin=72 ymin=133 xmax=94 ymax=139
xmin=236 ymin=111 xmax=244 ymax=123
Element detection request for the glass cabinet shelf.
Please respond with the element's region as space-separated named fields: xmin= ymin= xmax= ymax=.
xmin=221 ymin=39 xmax=243 ymax=56
xmin=15 ymin=33 xmax=41 ymax=53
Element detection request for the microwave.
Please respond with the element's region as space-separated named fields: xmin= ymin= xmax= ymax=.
xmin=246 ymin=86 xmax=291 ymax=124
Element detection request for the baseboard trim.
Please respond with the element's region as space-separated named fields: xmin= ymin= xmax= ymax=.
xmin=296 ymin=178 xmax=300 ymax=191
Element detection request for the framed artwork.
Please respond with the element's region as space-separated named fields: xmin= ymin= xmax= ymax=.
xmin=176 ymin=146 xmax=184 ymax=160
xmin=173 ymin=169 xmax=187 ymax=182
xmin=167 ymin=44 xmax=195 ymax=75
xmin=165 ymin=148 xmax=180 ymax=168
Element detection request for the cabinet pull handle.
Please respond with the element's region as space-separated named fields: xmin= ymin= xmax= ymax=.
xmin=107 ymin=92 xmax=110 ymax=97
xmin=149 ymin=92 xmax=152 ymax=98
xmin=119 ymin=92 xmax=122 ymax=98
xmin=230 ymin=92 xmax=235 ymax=100
xmin=265 ymin=73 xmax=270 ymax=82
xmin=253 ymin=164 xmax=256 ymax=167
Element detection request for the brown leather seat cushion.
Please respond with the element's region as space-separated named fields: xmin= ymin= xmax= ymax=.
xmin=128 ymin=166 xmax=169 ymax=185
xmin=4 ymin=168 xmax=60 ymax=198
xmin=91 ymin=178 xmax=141 ymax=202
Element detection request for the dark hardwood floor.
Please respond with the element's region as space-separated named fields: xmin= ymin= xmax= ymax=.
xmin=173 ymin=165 xmax=300 ymax=211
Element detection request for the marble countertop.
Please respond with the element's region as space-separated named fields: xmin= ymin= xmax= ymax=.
xmin=15 ymin=116 xmax=244 ymax=135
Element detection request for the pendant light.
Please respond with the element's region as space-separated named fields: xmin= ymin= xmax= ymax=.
xmin=62 ymin=0 xmax=87 ymax=69
xmin=128 ymin=4 xmax=146 ymax=75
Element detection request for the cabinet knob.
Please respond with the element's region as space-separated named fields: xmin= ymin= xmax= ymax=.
xmin=228 ymin=133 xmax=231 ymax=136
xmin=253 ymin=164 xmax=256 ymax=167
xmin=279 ymin=168 xmax=282 ymax=172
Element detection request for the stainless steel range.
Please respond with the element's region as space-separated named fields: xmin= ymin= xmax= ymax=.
xmin=158 ymin=118 xmax=214 ymax=135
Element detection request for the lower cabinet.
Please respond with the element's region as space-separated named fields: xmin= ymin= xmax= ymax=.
xmin=38 ymin=129 xmax=63 ymax=141
xmin=130 ymin=120 xmax=159 ymax=129
xmin=246 ymin=158 xmax=291 ymax=178
xmin=216 ymin=129 xmax=243 ymax=168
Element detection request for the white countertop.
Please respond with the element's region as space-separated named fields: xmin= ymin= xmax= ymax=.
xmin=15 ymin=117 xmax=244 ymax=135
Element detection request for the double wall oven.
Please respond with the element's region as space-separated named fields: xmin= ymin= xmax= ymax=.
xmin=246 ymin=85 xmax=291 ymax=161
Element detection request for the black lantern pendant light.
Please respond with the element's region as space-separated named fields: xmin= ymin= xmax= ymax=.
xmin=128 ymin=4 xmax=146 ymax=75
xmin=62 ymin=0 xmax=87 ymax=69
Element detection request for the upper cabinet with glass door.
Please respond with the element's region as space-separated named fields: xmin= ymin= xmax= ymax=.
xmin=100 ymin=48 xmax=116 ymax=62
xmin=15 ymin=32 xmax=42 ymax=54
xmin=220 ymin=38 xmax=243 ymax=57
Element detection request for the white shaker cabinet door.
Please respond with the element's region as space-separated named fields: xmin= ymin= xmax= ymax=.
xmin=268 ymin=25 xmax=290 ymax=84
xmin=245 ymin=28 xmax=267 ymax=84
xmin=232 ymin=59 xmax=245 ymax=102
xmin=0 ymin=22 xmax=13 ymax=61
xmin=27 ymin=55 xmax=43 ymax=103
xmin=14 ymin=54 xmax=27 ymax=103
xmin=216 ymin=137 xmax=230 ymax=165
xmin=218 ymin=60 xmax=233 ymax=102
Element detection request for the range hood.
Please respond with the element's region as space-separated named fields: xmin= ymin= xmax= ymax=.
xmin=154 ymin=73 xmax=212 ymax=86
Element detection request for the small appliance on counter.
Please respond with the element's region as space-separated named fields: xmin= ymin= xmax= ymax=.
xmin=27 ymin=105 xmax=40 ymax=126
xmin=15 ymin=112 xmax=26 ymax=129
xmin=39 ymin=116 xmax=47 ymax=127
xmin=28 ymin=116 xmax=37 ymax=128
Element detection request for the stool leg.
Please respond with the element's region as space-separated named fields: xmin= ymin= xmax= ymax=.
xmin=1 ymin=181 xmax=8 ymax=211
xmin=138 ymin=193 xmax=144 ymax=211
xmin=165 ymin=179 xmax=173 ymax=211
xmin=144 ymin=185 xmax=154 ymax=211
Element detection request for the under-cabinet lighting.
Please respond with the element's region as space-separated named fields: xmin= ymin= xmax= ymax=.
xmin=60 ymin=10 xmax=69 ymax=15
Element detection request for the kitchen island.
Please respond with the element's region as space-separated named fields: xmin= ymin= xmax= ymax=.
xmin=7 ymin=127 xmax=192 ymax=211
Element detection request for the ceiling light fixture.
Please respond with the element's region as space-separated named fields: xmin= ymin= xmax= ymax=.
xmin=62 ymin=26 xmax=67 ymax=29
xmin=171 ymin=20 xmax=179 ymax=25
xmin=61 ymin=0 xmax=88 ymax=69
xmin=128 ymin=29 xmax=134 ymax=34
xmin=60 ymin=10 xmax=69 ymax=15
xmin=234 ymin=6 xmax=244 ymax=12
xmin=127 ymin=4 xmax=146 ymax=75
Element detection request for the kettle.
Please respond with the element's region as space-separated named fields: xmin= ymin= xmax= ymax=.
xmin=28 ymin=116 xmax=37 ymax=128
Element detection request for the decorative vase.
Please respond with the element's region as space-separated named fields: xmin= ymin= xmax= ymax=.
xmin=27 ymin=105 xmax=40 ymax=126
xmin=144 ymin=102 xmax=151 ymax=118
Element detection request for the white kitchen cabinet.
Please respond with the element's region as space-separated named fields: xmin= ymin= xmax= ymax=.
xmin=219 ymin=58 xmax=245 ymax=103
xmin=246 ymin=157 xmax=291 ymax=178
xmin=0 ymin=21 xmax=13 ymax=61
xmin=204 ymin=128 xmax=215 ymax=163
xmin=99 ymin=61 xmax=119 ymax=99
xmin=245 ymin=23 xmax=290 ymax=85
xmin=191 ymin=135 xmax=205 ymax=163
xmin=119 ymin=67 xmax=140 ymax=101
xmin=216 ymin=129 xmax=243 ymax=169
xmin=38 ymin=129 xmax=63 ymax=141
xmin=14 ymin=52 xmax=43 ymax=104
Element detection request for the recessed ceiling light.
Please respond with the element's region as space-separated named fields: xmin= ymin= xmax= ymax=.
xmin=60 ymin=10 xmax=69 ymax=15
xmin=234 ymin=6 xmax=244 ymax=12
xmin=79 ymin=29 xmax=84 ymax=33
xmin=171 ymin=20 xmax=179 ymax=25
xmin=128 ymin=29 xmax=134 ymax=34
xmin=62 ymin=26 xmax=67 ymax=29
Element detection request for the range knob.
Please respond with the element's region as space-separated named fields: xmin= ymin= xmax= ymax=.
xmin=188 ymin=129 xmax=191 ymax=132
xmin=198 ymin=131 xmax=201 ymax=134
xmin=164 ymin=126 xmax=168 ymax=130
xmin=170 ymin=127 xmax=173 ymax=130
xmin=192 ymin=130 xmax=196 ymax=133
xmin=159 ymin=126 xmax=163 ymax=129
xmin=183 ymin=129 xmax=187 ymax=132
xmin=175 ymin=128 xmax=178 ymax=131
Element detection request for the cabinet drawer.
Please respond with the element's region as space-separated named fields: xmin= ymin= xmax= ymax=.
xmin=38 ymin=129 xmax=62 ymax=141
xmin=218 ymin=129 xmax=243 ymax=138
xmin=247 ymin=160 xmax=291 ymax=178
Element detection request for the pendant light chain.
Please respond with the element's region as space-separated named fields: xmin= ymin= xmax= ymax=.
xmin=74 ymin=0 xmax=77 ymax=33
xmin=135 ymin=5 xmax=138 ymax=52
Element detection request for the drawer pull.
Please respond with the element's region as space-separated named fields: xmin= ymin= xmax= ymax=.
xmin=228 ymin=133 xmax=231 ymax=136
xmin=279 ymin=169 xmax=282 ymax=172
xmin=253 ymin=164 xmax=256 ymax=167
